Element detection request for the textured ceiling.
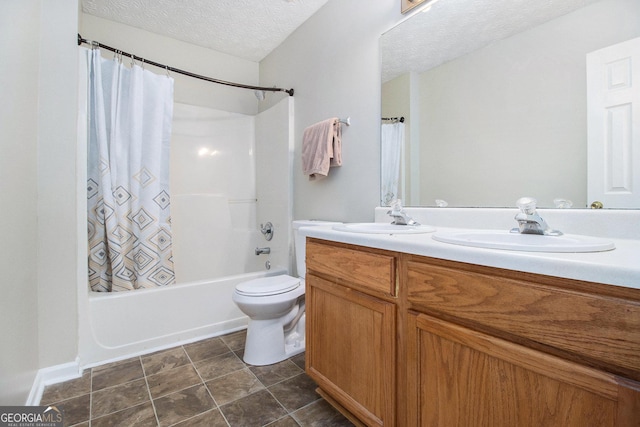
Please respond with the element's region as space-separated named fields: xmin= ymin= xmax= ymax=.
xmin=381 ymin=0 xmax=602 ymax=82
xmin=82 ymin=0 xmax=329 ymax=62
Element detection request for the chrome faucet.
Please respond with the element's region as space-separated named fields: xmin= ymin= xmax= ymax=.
xmin=511 ymin=197 xmax=562 ymax=236
xmin=255 ymin=247 xmax=271 ymax=255
xmin=387 ymin=199 xmax=420 ymax=226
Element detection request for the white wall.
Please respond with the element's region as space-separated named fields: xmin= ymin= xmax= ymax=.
xmin=259 ymin=0 xmax=403 ymax=222
xmin=80 ymin=14 xmax=260 ymax=115
xmin=417 ymin=0 xmax=640 ymax=208
xmin=37 ymin=0 xmax=80 ymax=373
xmin=0 ymin=0 xmax=79 ymax=404
xmin=0 ymin=0 xmax=41 ymax=405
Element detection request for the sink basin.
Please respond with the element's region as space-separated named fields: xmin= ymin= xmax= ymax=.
xmin=432 ymin=230 xmax=615 ymax=253
xmin=332 ymin=223 xmax=436 ymax=234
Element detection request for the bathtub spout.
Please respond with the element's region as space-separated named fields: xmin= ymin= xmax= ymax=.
xmin=255 ymin=247 xmax=271 ymax=255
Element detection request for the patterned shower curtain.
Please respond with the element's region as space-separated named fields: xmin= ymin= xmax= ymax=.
xmin=381 ymin=122 xmax=405 ymax=206
xmin=85 ymin=47 xmax=176 ymax=292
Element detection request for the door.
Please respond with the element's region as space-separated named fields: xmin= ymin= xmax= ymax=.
xmin=587 ymin=37 xmax=640 ymax=208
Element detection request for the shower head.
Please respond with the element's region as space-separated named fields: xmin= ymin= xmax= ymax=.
xmin=254 ymin=90 xmax=266 ymax=101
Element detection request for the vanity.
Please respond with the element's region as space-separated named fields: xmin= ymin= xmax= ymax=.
xmin=301 ymin=209 xmax=640 ymax=427
xmin=329 ymin=0 xmax=640 ymax=423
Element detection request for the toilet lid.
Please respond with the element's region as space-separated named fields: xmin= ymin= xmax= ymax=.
xmin=236 ymin=275 xmax=301 ymax=296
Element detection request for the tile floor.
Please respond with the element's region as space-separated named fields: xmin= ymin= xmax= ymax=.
xmin=41 ymin=330 xmax=353 ymax=427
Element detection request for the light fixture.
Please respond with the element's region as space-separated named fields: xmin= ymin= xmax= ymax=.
xmin=401 ymin=0 xmax=433 ymax=14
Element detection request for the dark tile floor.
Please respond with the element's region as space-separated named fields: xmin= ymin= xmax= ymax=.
xmin=41 ymin=330 xmax=353 ymax=427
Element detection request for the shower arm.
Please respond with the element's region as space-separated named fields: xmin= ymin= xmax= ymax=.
xmin=77 ymin=34 xmax=294 ymax=97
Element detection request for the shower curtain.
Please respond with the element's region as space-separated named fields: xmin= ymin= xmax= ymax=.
xmin=381 ymin=122 xmax=405 ymax=206
xmin=84 ymin=47 xmax=176 ymax=292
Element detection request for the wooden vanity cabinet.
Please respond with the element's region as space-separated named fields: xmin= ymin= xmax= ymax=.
xmin=305 ymin=239 xmax=640 ymax=426
xmin=408 ymin=313 xmax=640 ymax=426
xmin=305 ymin=239 xmax=397 ymax=426
xmin=405 ymin=255 xmax=640 ymax=427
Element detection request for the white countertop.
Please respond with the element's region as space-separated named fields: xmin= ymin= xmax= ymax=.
xmin=300 ymin=225 xmax=640 ymax=290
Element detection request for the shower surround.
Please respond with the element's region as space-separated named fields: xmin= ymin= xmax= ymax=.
xmin=78 ymin=98 xmax=294 ymax=366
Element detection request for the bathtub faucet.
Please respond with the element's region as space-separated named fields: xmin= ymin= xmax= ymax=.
xmin=255 ymin=247 xmax=271 ymax=255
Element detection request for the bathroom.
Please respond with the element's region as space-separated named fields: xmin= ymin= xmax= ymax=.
xmin=2 ymin=0 xmax=639 ymax=425
xmin=2 ymin=0 xmax=390 ymax=408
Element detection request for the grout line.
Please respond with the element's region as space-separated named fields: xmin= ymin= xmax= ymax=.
xmin=184 ymin=344 xmax=232 ymax=427
xmin=145 ymin=363 xmax=205 ymax=400
xmin=88 ymin=375 xmax=150 ymax=419
xmin=88 ymin=368 xmax=93 ymax=427
xmin=50 ymin=333 xmax=318 ymax=427
xmin=264 ymin=386 xmax=291 ymax=420
xmin=265 ymin=414 xmax=302 ymax=427
xmin=253 ymin=361 xmax=305 ymax=389
xmin=139 ymin=355 xmax=162 ymax=427
xmin=290 ymin=397 xmax=325 ymax=419
xmin=165 ymin=409 xmax=224 ymax=427
xmin=90 ymin=375 xmax=146 ymax=393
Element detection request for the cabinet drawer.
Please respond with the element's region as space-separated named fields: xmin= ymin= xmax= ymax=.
xmin=306 ymin=239 xmax=396 ymax=297
xmin=406 ymin=258 xmax=640 ymax=380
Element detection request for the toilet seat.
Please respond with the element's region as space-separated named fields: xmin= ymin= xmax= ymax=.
xmin=236 ymin=275 xmax=301 ymax=296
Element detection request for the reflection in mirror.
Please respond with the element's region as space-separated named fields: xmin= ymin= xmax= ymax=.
xmin=401 ymin=0 xmax=431 ymax=14
xmin=381 ymin=0 xmax=640 ymax=208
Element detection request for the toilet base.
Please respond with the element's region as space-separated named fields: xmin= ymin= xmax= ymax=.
xmin=243 ymin=312 xmax=306 ymax=366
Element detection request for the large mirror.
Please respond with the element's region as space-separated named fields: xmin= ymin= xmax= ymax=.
xmin=381 ymin=0 xmax=640 ymax=208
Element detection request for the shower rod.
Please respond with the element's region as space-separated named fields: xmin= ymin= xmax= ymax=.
xmin=382 ymin=116 xmax=405 ymax=123
xmin=77 ymin=34 xmax=294 ymax=97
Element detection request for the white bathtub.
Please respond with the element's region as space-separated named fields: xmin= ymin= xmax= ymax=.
xmin=79 ymin=268 xmax=286 ymax=367
xmin=77 ymin=101 xmax=293 ymax=368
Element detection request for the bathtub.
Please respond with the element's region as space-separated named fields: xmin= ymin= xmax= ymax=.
xmin=79 ymin=268 xmax=286 ymax=367
xmin=77 ymin=101 xmax=293 ymax=368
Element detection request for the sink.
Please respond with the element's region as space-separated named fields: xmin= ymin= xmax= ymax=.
xmin=332 ymin=223 xmax=436 ymax=234
xmin=432 ymin=230 xmax=615 ymax=253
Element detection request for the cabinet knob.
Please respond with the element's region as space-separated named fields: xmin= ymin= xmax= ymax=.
xmin=590 ymin=201 xmax=604 ymax=209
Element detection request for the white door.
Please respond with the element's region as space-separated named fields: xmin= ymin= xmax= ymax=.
xmin=587 ymin=37 xmax=640 ymax=208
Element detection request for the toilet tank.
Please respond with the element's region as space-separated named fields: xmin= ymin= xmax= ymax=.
xmin=292 ymin=220 xmax=342 ymax=278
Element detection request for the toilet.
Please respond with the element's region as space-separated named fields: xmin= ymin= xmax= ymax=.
xmin=232 ymin=220 xmax=340 ymax=366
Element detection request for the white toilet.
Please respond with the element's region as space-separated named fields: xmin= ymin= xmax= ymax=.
xmin=232 ymin=220 xmax=340 ymax=366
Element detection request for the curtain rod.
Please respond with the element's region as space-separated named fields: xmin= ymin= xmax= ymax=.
xmin=77 ymin=34 xmax=294 ymax=97
xmin=382 ymin=116 xmax=405 ymax=123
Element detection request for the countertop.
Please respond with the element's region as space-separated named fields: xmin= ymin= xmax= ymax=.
xmin=300 ymin=225 xmax=640 ymax=290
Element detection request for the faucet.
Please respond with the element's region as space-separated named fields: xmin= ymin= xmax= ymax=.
xmin=255 ymin=247 xmax=271 ymax=255
xmin=387 ymin=199 xmax=420 ymax=226
xmin=511 ymin=197 xmax=562 ymax=236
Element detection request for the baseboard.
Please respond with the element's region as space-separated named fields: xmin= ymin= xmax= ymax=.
xmin=26 ymin=358 xmax=82 ymax=406
xmin=28 ymin=323 xmax=249 ymax=405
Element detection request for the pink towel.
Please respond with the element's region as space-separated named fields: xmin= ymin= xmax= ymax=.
xmin=302 ymin=118 xmax=342 ymax=180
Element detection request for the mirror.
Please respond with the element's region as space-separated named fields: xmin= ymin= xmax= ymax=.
xmin=381 ymin=0 xmax=640 ymax=208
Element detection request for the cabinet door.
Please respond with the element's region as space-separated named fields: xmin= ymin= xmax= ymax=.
xmin=306 ymin=274 xmax=396 ymax=427
xmin=407 ymin=313 xmax=640 ymax=427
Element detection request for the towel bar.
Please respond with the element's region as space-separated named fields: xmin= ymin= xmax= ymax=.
xmin=337 ymin=117 xmax=351 ymax=126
